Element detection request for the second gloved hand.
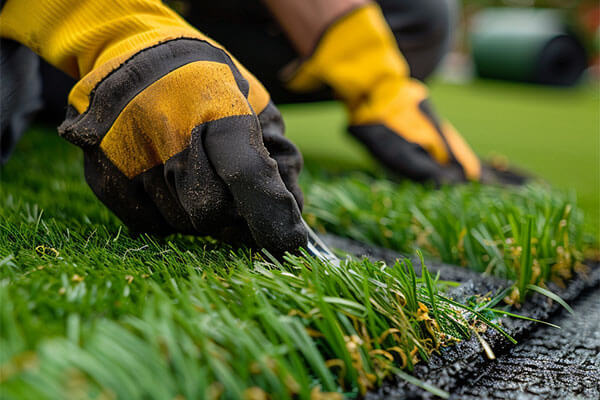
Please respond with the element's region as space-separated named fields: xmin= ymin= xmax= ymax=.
xmin=287 ymin=4 xmax=481 ymax=184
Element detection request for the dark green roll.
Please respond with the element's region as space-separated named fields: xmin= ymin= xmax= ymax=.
xmin=470 ymin=8 xmax=587 ymax=86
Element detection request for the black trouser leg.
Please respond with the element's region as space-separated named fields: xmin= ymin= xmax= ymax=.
xmin=379 ymin=0 xmax=457 ymax=81
xmin=0 ymin=39 xmax=43 ymax=164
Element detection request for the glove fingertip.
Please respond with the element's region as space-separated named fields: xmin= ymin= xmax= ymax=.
xmin=259 ymin=216 xmax=308 ymax=257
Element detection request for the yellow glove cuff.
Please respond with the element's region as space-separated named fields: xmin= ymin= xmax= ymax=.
xmin=286 ymin=3 xmax=410 ymax=110
xmin=0 ymin=0 xmax=269 ymax=114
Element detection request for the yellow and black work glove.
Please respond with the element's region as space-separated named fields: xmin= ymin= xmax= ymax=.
xmin=0 ymin=0 xmax=307 ymax=254
xmin=287 ymin=4 xmax=484 ymax=184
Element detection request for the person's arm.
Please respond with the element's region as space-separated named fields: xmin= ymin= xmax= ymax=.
xmin=262 ymin=0 xmax=368 ymax=56
xmin=0 ymin=0 xmax=307 ymax=254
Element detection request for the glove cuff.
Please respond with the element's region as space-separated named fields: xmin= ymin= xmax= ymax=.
xmin=284 ymin=3 xmax=410 ymax=108
xmin=0 ymin=0 xmax=195 ymax=77
xmin=0 ymin=0 xmax=271 ymax=115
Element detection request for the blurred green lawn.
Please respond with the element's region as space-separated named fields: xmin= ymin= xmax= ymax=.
xmin=280 ymin=80 xmax=600 ymax=235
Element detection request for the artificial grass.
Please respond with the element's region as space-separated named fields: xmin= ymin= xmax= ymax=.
xmin=1 ymin=130 xmax=516 ymax=399
xmin=284 ymin=79 xmax=598 ymax=303
xmin=2 ymin=78 xmax=596 ymax=398
xmin=301 ymin=171 xmax=588 ymax=303
xmin=0 ymin=233 xmax=470 ymax=399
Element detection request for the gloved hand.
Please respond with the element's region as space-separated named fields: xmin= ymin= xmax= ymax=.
xmin=0 ymin=0 xmax=307 ymax=253
xmin=286 ymin=4 xmax=481 ymax=184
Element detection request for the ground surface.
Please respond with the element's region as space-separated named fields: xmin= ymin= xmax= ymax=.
xmin=327 ymin=235 xmax=600 ymax=400
xmin=453 ymin=288 xmax=600 ymax=400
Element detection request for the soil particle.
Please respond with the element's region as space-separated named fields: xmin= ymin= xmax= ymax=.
xmin=322 ymin=234 xmax=600 ymax=399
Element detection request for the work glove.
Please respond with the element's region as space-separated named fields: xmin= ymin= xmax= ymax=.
xmin=287 ymin=4 xmax=483 ymax=184
xmin=0 ymin=0 xmax=307 ymax=254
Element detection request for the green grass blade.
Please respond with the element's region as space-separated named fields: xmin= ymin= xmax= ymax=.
xmin=389 ymin=366 xmax=449 ymax=399
xmin=518 ymin=216 xmax=534 ymax=303
xmin=526 ymin=284 xmax=574 ymax=314
xmin=483 ymin=308 xmax=560 ymax=329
